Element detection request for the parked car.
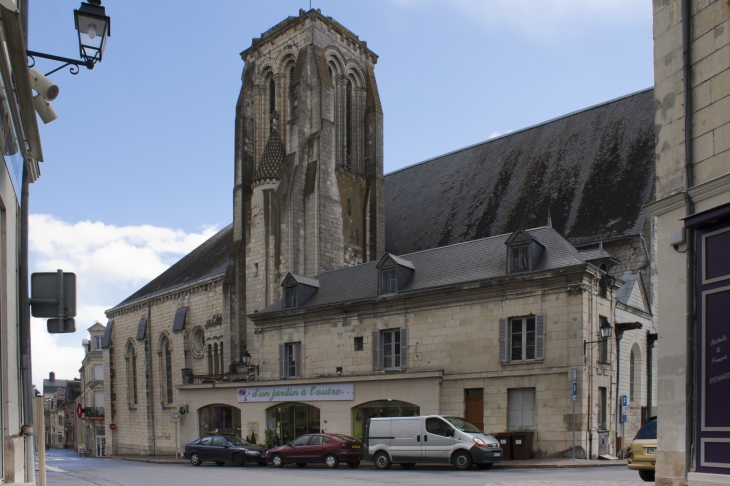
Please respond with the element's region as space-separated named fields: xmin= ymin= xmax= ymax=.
xmin=184 ymin=435 xmax=267 ymax=467
xmin=627 ymin=416 xmax=657 ymax=482
xmin=365 ymin=415 xmax=502 ymax=470
xmin=265 ymin=433 xmax=364 ymax=468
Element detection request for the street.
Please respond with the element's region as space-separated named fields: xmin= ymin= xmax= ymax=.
xmin=40 ymin=449 xmax=648 ymax=486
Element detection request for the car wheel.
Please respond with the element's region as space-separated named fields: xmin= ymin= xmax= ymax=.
xmin=272 ymin=454 xmax=285 ymax=468
xmin=190 ymin=452 xmax=202 ymax=467
xmin=215 ymin=461 xmax=225 ymax=466
xmin=347 ymin=460 xmax=360 ymax=468
xmin=324 ymin=454 xmax=339 ymax=468
xmin=296 ymin=463 xmax=307 ymax=468
xmin=476 ymin=463 xmax=493 ymax=470
xmin=373 ymin=451 xmax=391 ymax=470
xmin=452 ymin=450 xmax=473 ymax=470
xmin=232 ymin=453 xmax=244 ymax=467
xmin=639 ymin=470 xmax=655 ymax=482
xmin=258 ymin=461 xmax=267 ymax=467
xmin=399 ymin=463 xmax=415 ymax=469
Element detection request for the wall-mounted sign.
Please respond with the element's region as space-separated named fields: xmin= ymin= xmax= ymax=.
xmin=237 ymin=383 xmax=354 ymax=403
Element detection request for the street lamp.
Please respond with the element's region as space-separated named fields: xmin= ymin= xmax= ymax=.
xmin=584 ymin=320 xmax=613 ymax=356
xmin=241 ymin=351 xmax=259 ymax=378
xmin=74 ymin=0 xmax=111 ymax=64
xmin=27 ymin=0 xmax=111 ymax=76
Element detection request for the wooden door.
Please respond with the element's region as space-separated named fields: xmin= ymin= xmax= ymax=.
xmin=464 ymin=389 xmax=484 ymax=431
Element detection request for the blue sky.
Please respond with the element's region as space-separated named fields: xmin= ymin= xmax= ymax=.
xmin=27 ymin=0 xmax=653 ymax=386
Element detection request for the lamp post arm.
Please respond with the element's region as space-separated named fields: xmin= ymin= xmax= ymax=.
xmin=26 ymin=50 xmax=94 ymax=76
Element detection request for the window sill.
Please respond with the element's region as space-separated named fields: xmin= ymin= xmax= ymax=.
xmin=501 ymin=359 xmax=544 ymax=366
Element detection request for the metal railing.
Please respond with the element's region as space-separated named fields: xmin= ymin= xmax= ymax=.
xmin=84 ymin=407 xmax=104 ymax=418
xmin=186 ymin=372 xmax=250 ymax=385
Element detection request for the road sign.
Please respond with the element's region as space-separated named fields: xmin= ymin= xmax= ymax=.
xmin=30 ymin=271 xmax=76 ymax=318
xmin=171 ymin=417 xmax=179 ymax=424
xmin=170 ymin=410 xmax=179 ymax=423
xmin=109 ymin=423 xmax=117 ymax=431
xmin=77 ymin=403 xmax=83 ymax=418
xmin=571 ymin=367 xmax=577 ymax=401
xmin=621 ymin=394 xmax=628 ymax=423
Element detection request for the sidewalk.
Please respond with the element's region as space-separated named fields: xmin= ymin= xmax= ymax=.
xmin=111 ymin=454 xmax=627 ymax=468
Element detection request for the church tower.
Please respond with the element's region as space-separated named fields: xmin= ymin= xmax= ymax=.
xmin=225 ymin=9 xmax=385 ymax=359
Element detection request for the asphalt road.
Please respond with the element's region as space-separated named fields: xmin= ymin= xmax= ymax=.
xmin=40 ymin=448 xmax=649 ymax=486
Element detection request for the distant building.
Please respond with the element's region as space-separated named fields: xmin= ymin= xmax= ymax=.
xmin=78 ymin=323 xmax=108 ymax=456
xmin=43 ymin=373 xmax=80 ymax=449
xmin=102 ymin=9 xmax=658 ymax=460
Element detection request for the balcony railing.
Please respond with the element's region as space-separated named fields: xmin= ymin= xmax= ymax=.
xmin=84 ymin=407 xmax=104 ymax=418
xmin=181 ymin=370 xmax=250 ymax=385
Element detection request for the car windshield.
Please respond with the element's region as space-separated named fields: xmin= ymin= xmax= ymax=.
xmin=444 ymin=417 xmax=482 ymax=433
xmin=635 ymin=419 xmax=657 ymax=440
xmin=224 ymin=436 xmax=251 ymax=446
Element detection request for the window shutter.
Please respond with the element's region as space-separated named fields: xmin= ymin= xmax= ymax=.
xmin=372 ymin=331 xmax=382 ymax=371
xmin=499 ymin=318 xmax=508 ymax=362
xmin=279 ymin=343 xmax=286 ymax=379
xmin=400 ymin=328 xmax=409 ymax=369
xmin=294 ymin=343 xmax=302 ymax=378
xmin=535 ymin=314 xmax=546 ymax=360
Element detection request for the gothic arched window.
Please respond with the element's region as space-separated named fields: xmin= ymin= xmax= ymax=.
xmin=207 ymin=344 xmax=213 ymax=373
xmin=213 ymin=343 xmax=220 ymax=375
xmin=345 ymin=79 xmax=353 ymax=172
xmin=269 ymin=78 xmax=276 ymax=119
xmin=126 ymin=342 xmax=138 ymax=407
xmin=160 ymin=336 xmax=173 ymax=405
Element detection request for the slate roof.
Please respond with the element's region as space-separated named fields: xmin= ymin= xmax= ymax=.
xmin=110 ymin=224 xmax=233 ymax=309
xmin=616 ymin=271 xmax=639 ymax=306
xmin=43 ymin=378 xmax=68 ymax=395
xmin=253 ymin=227 xmax=586 ymax=316
xmin=579 ymin=249 xmax=613 ymax=261
xmin=384 ymin=88 xmax=656 ymax=254
xmin=286 ymin=274 xmax=320 ymax=288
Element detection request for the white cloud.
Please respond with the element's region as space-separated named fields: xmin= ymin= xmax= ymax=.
xmin=30 ymin=214 xmax=221 ymax=387
xmin=391 ymin=0 xmax=650 ymax=38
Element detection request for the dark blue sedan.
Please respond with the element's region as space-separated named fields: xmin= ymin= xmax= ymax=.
xmin=184 ymin=435 xmax=268 ymax=467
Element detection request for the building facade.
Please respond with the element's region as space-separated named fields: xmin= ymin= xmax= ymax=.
xmin=649 ymin=1 xmax=730 ymax=485
xmin=78 ymin=323 xmax=108 ymax=456
xmin=102 ymin=9 xmax=659 ymax=461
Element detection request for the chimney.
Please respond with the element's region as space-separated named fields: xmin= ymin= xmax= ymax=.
xmin=49 ymin=371 xmax=55 ymax=381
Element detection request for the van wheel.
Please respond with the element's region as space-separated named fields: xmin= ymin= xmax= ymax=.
xmin=400 ymin=463 xmax=415 ymax=469
xmin=452 ymin=450 xmax=473 ymax=470
xmin=639 ymin=470 xmax=655 ymax=482
xmin=373 ymin=451 xmax=391 ymax=469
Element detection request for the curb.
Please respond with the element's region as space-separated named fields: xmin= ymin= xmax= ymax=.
xmin=109 ymin=455 xmax=627 ymax=469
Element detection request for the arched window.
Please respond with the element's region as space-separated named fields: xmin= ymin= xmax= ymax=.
xmin=126 ymin=342 xmax=138 ymax=407
xmin=213 ymin=343 xmax=220 ymax=375
xmin=207 ymin=344 xmax=213 ymax=373
xmin=290 ymin=65 xmax=295 ymax=82
xmin=629 ymin=350 xmax=635 ymax=401
xmin=345 ymin=79 xmax=352 ymax=172
xmin=160 ymin=336 xmax=173 ymax=405
xmin=219 ymin=342 xmax=225 ymax=374
xmin=269 ymin=77 xmax=276 ymax=122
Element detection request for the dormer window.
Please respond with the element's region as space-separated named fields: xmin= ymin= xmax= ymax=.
xmin=280 ymin=273 xmax=319 ymax=310
xmin=94 ymin=336 xmax=102 ymax=350
xmin=510 ymin=244 xmax=529 ymax=272
xmin=376 ymin=253 xmax=415 ymax=296
xmin=284 ymin=286 xmax=297 ymax=308
xmin=381 ymin=268 xmax=397 ymax=294
xmin=505 ymin=228 xmax=545 ymax=274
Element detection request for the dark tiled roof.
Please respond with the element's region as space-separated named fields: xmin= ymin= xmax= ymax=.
xmin=112 ymin=225 xmax=233 ymax=308
xmin=384 ymin=89 xmax=656 ymax=254
xmin=579 ymin=249 xmax=613 ymax=261
xmin=254 ymin=227 xmax=585 ymax=316
xmin=287 ymin=274 xmax=320 ymax=288
xmin=43 ymin=378 xmax=68 ymax=395
xmin=616 ymin=271 xmax=638 ymax=306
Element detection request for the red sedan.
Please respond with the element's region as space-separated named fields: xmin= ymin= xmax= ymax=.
xmin=265 ymin=433 xmax=364 ymax=468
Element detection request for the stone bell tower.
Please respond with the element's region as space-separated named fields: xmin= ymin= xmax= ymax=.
xmin=225 ymin=9 xmax=385 ymax=356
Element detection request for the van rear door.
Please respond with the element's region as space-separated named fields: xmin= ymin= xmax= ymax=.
xmin=390 ymin=418 xmax=423 ymax=462
xmin=367 ymin=419 xmax=392 ymax=460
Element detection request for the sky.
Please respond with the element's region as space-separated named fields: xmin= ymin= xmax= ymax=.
xmin=26 ymin=0 xmax=654 ymax=388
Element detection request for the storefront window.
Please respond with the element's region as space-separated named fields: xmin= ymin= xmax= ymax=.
xmin=198 ymin=404 xmax=241 ymax=437
xmin=351 ymin=400 xmax=420 ymax=441
xmin=265 ymin=403 xmax=320 ymax=447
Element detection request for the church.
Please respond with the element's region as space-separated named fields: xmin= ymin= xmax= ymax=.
xmin=100 ymin=9 xmax=657 ymax=460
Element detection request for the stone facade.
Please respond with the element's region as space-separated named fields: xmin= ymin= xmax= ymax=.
xmin=101 ymin=8 xmax=659 ymax=464
xmin=649 ymin=1 xmax=730 ymax=485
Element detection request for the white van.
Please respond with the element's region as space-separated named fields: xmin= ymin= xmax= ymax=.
xmin=365 ymin=415 xmax=502 ymax=470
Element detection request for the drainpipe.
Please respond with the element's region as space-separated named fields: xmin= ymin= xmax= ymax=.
xmin=18 ymin=1 xmax=36 ymax=482
xmin=680 ymin=0 xmax=696 ymax=477
xmin=146 ymin=304 xmax=156 ymax=454
xmin=647 ymin=332 xmax=658 ymax=417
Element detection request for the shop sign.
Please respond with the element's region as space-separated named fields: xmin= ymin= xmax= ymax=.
xmin=237 ymin=383 xmax=354 ymax=403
